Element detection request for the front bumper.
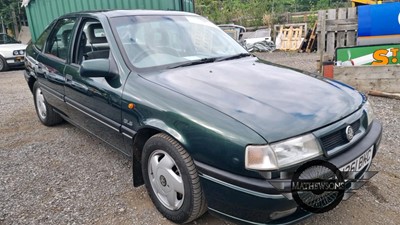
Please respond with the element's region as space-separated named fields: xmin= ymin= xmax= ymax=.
xmin=195 ymin=120 xmax=382 ymax=225
xmin=5 ymin=56 xmax=25 ymax=67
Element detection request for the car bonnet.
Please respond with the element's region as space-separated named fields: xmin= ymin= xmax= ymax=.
xmin=141 ymin=57 xmax=363 ymax=143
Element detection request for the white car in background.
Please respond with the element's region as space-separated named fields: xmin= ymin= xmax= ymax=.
xmin=0 ymin=33 xmax=27 ymax=71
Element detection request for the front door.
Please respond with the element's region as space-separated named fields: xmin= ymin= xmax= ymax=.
xmin=64 ymin=18 xmax=125 ymax=152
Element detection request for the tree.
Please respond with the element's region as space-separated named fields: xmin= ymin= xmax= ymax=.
xmin=195 ymin=0 xmax=350 ymax=26
xmin=0 ymin=0 xmax=25 ymax=35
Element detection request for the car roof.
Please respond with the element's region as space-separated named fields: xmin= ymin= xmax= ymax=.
xmin=62 ymin=9 xmax=197 ymax=18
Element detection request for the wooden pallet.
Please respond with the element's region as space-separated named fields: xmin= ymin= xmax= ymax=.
xmin=279 ymin=25 xmax=303 ymax=51
xmin=299 ymin=27 xmax=311 ymax=52
xmin=317 ymin=8 xmax=357 ymax=60
xmin=306 ymin=22 xmax=317 ymax=53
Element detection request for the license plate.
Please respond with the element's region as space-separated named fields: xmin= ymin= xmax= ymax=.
xmin=15 ymin=56 xmax=24 ymax=62
xmin=340 ymin=146 xmax=373 ymax=173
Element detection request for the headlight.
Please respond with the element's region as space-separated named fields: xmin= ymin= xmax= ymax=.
xmin=363 ymin=100 xmax=375 ymax=126
xmin=245 ymin=134 xmax=323 ymax=171
xmin=13 ymin=50 xmax=25 ymax=56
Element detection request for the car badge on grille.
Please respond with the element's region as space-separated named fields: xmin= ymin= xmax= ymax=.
xmin=345 ymin=125 xmax=354 ymax=141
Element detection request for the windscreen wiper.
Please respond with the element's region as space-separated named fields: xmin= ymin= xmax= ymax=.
xmin=215 ymin=53 xmax=252 ymax=62
xmin=167 ymin=57 xmax=218 ymax=69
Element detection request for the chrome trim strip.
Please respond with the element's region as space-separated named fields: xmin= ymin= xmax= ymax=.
xmin=208 ymin=207 xmax=265 ymax=225
xmin=208 ymin=207 xmax=310 ymax=225
xmin=199 ymin=174 xmax=284 ymax=199
xmin=40 ymin=84 xmax=63 ymax=102
xmin=121 ymin=125 xmax=135 ymax=139
xmin=65 ymin=98 xmax=120 ymax=132
xmin=122 ymin=132 xmax=133 ymax=139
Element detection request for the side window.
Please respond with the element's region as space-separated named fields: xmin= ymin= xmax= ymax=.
xmin=44 ymin=18 xmax=76 ymax=60
xmin=73 ymin=19 xmax=109 ymax=65
xmin=0 ymin=34 xmax=18 ymax=44
xmin=34 ymin=22 xmax=55 ymax=51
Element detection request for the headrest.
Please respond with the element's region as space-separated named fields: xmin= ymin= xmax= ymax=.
xmin=87 ymin=23 xmax=107 ymax=44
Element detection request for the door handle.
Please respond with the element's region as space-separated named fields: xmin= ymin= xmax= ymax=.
xmin=34 ymin=64 xmax=41 ymax=72
xmin=65 ymin=74 xmax=72 ymax=84
xmin=34 ymin=63 xmax=46 ymax=75
xmin=66 ymin=74 xmax=73 ymax=82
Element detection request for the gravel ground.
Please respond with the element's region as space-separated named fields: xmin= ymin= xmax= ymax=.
xmin=254 ymin=51 xmax=320 ymax=73
xmin=1 ymin=53 xmax=399 ymax=225
xmin=0 ymin=70 xmax=229 ymax=225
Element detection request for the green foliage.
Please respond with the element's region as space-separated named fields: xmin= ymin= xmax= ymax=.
xmin=0 ymin=0 xmax=22 ymax=31
xmin=196 ymin=0 xmax=271 ymax=26
xmin=195 ymin=0 xmax=350 ymax=26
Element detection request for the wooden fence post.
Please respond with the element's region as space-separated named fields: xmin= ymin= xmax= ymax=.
xmin=336 ymin=8 xmax=347 ymax=48
xmin=326 ymin=9 xmax=336 ymax=58
xmin=346 ymin=7 xmax=357 ymax=47
xmin=317 ymin=7 xmax=358 ymax=68
xmin=318 ymin=10 xmax=326 ymax=72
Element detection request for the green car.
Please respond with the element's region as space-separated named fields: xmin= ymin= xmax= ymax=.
xmin=24 ymin=10 xmax=382 ymax=224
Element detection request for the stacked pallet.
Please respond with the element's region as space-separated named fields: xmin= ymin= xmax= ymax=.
xmin=275 ymin=24 xmax=306 ymax=51
xmin=299 ymin=22 xmax=318 ymax=53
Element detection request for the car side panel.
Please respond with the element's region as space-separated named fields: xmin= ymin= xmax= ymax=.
xmin=121 ymin=73 xmax=267 ymax=178
xmin=35 ymin=54 xmax=68 ymax=114
xmin=64 ymin=63 xmax=126 ymax=152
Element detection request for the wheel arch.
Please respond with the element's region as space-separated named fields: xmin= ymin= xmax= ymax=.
xmin=27 ymin=76 xmax=37 ymax=93
xmin=131 ymin=127 xmax=159 ymax=187
xmin=131 ymin=124 xmax=188 ymax=187
xmin=0 ymin=53 xmax=9 ymax=71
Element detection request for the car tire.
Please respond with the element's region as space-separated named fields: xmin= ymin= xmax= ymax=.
xmin=0 ymin=56 xmax=9 ymax=72
xmin=33 ymin=82 xmax=63 ymax=126
xmin=142 ymin=133 xmax=207 ymax=224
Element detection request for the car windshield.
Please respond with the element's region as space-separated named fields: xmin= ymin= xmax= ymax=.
xmin=110 ymin=15 xmax=248 ymax=69
xmin=0 ymin=33 xmax=19 ymax=44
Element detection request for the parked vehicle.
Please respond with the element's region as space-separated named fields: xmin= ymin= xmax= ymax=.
xmin=218 ymin=24 xmax=246 ymax=41
xmin=24 ymin=10 xmax=382 ymax=225
xmin=0 ymin=33 xmax=26 ymax=71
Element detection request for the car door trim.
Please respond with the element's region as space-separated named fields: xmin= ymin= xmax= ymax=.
xmin=40 ymin=82 xmax=64 ymax=102
xmin=65 ymin=97 xmax=120 ymax=132
xmin=121 ymin=125 xmax=136 ymax=139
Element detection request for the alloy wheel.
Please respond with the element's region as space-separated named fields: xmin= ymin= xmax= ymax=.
xmin=147 ymin=149 xmax=185 ymax=210
xmin=35 ymin=87 xmax=47 ymax=120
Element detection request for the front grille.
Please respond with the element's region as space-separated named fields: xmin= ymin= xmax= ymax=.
xmin=320 ymin=120 xmax=361 ymax=152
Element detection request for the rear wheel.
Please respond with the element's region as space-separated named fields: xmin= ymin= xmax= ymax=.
xmin=0 ymin=56 xmax=9 ymax=72
xmin=142 ymin=133 xmax=207 ymax=223
xmin=33 ymin=82 xmax=63 ymax=126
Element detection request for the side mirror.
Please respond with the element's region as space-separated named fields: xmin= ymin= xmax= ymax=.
xmin=80 ymin=59 xmax=113 ymax=78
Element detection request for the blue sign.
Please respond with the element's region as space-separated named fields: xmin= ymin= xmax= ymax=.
xmin=358 ymin=3 xmax=400 ymax=37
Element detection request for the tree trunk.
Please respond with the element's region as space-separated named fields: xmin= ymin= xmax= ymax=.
xmin=11 ymin=6 xmax=19 ymax=39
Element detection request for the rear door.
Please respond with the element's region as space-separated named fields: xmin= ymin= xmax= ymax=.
xmin=64 ymin=17 xmax=126 ymax=152
xmin=35 ymin=17 xmax=77 ymax=114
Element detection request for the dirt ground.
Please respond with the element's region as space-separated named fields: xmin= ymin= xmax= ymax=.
xmin=1 ymin=53 xmax=400 ymax=225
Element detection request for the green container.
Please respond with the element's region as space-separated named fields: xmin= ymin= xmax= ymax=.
xmin=25 ymin=0 xmax=194 ymax=41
